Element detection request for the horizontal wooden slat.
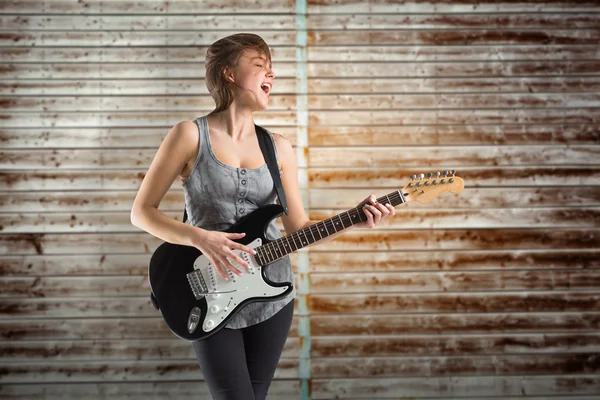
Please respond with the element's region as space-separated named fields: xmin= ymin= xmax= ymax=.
xmin=308 ymin=1 xmax=600 ymax=13
xmin=1 ymin=46 xmax=297 ymax=63
xmin=0 ymin=317 xmax=299 ymax=340
xmin=0 ymin=15 xmax=297 ymax=30
xmin=311 ymin=332 xmax=600 ymax=357
xmin=309 ymin=269 xmax=600 ymax=293
xmin=7 ymin=93 xmax=600 ymax=113
xmin=309 ymin=76 xmax=600 ymax=94
xmin=4 ymin=45 xmax=599 ymax=64
xmin=1 ymin=291 xmax=597 ymax=318
xmin=3 ymin=207 xmax=600 ymax=232
xmin=308 ymin=124 xmax=600 ymax=146
xmin=309 ymin=145 xmax=600 ymax=167
xmin=3 ymin=146 xmax=598 ymax=170
xmin=311 ymin=353 xmax=600 ymax=378
xmin=0 ymin=31 xmax=296 ymax=47
xmin=307 ymin=14 xmax=600 ymax=30
xmin=1 ymin=95 xmax=297 ymax=112
xmin=0 ymin=62 xmax=297 ymax=80
xmin=309 ymin=109 xmax=600 ymax=125
xmin=307 ymin=61 xmax=600 ymax=78
xmin=5 ymin=77 xmax=600 ymax=97
xmin=0 ymin=274 xmax=297 ymax=297
xmin=309 ymin=208 xmax=600 ymax=229
xmin=5 ymin=109 xmax=599 ymax=128
xmin=4 ymin=30 xmax=600 ymax=47
xmin=311 ymin=375 xmax=600 ymax=398
xmin=0 ymin=78 xmax=298 ymax=96
xmin=2 ymin=167 xmax=599 ymax=190
xmin=311 ymin=312 xmax=600 ymax=335
xmin=0 ymin=359 xmax=299 ymax=383
xmin=0 ymin=297 xmax=299 ymax=319
xmin=0 ymin=126 xmax=298 ymax=148
xmin=2 ymin=249 xmax=598 ymax=276
xmin=307 ymin=29 xmax=600 ymax=46
xmin=0 ymin=380 xmax=596 ymax=400
xmin=2 ymin=188 xmax=600 ymax=214
xmin=1 ymin=229 xmax=598 ymax=256
xmin=309 ymin=45 xmax=600 ymax=62
xmin=308 ymin=93 xmax=600 ymax=110
xmin=307 ymin=249 xmax=600 ymax=273
xmin=308 ymin=167 xmax=600 ymax=188
xmin=1 ymin=111 xmax=297 ymax=127
xmin=308 ymin=187 xmax=600 ymax=209
xmin=0 ymin=381 xmax=301 ymax=400
xmin=2 ymin=0 xmax=296 ymax=14
xmin=0 ymin=337 xmax=300 ymax=361
xmin=5 ymin=14 xmax=600 ymax=31
xmin=307 ymin=292 xmax=600 ymax=314
xmin=3 ymin=207 xmax=599 ymax=232
xmin=2 ymin=269 xmax=599 ymax=297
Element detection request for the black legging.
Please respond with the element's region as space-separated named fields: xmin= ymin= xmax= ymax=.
xmin=192 ymin=298 xmax=295 ymax=400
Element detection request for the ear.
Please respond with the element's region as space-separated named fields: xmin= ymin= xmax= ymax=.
xmin=223 ymin=66 xmax=235 ymax=83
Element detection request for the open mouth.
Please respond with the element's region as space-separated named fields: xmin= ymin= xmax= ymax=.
xmin=260 ymin=82 xmax=272 ymax=96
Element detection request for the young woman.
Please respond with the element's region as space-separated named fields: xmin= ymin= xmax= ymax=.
xmin=130 ymin=33 xmax=395 ymax=400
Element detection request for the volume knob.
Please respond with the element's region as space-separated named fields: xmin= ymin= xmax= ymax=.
xmin=210 ymin=305 xmax=220 ymax=313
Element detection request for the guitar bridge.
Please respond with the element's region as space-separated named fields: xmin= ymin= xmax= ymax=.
xmin=186 ymin=270 xmax=208 ymax=300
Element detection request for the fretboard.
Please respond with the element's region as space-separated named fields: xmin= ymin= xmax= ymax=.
xmin=255 ymin=189 xmax=406 ymax=266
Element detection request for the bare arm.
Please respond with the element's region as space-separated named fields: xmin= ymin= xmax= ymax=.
xmin=130 ymin=120 xmax=203 ymax=246
xmin=130 ymin=120 xmax=255 ymax=279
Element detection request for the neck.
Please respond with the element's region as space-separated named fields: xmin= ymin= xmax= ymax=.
xmin=254 ymin=190 xmax=406 ymax=266
xmin=209 ymin=102 xmax=256 ymax=142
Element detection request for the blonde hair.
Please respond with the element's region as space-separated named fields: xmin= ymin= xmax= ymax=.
xmin=205 ymin=33 xmax=272 ymax=114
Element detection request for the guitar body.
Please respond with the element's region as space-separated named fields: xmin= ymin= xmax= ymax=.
xmin=148 ymin=204 xmax=293 ymax=342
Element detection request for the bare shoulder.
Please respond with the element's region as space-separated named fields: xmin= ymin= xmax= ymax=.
xmin=271 ymin=131 xmax=293 ymax=155
xmin=169 ymin=119 xmax=199 ymax=161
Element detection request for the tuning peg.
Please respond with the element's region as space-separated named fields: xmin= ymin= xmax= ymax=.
xmin=434 ymin=171 xmax=441 ymax=178
xmin=451 ymin=170 xmax=456 ymax=176
xmin=426 ymin=172 xmax=432 ymax=178
xmin=419 ymin=173 xmax=425 ymax=180
xmin=411 ymin=174 xmax=416 ymax=181
xmin=442 ymin=170 xmax=448 ymax=177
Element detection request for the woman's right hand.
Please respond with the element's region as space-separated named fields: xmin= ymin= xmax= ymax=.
xmin=191 ymin=229 xmax=256 ymax=280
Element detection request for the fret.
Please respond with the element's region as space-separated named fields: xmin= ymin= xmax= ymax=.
xmin=308 ymin=224 xmax=317 ymax=243
xmin=290 ymin=232 xmax=300 ymax=250
xmin=337 ymin=214 xmax=346 ymax=229
xmin=273 ymin=241 xmax=283 ymax=259
xmin=330 ymin=218 xmax=338 ymax=233
xmin=283 ymin=235 xmax=294 ymax=253
xmin=398 ymin=189 xmax=405 ymax=204
xmin=385 ymin=194 xmax=391 ymax=205
xmin=301 ymin=229 xmax=310 ymax=246
xmin=317 ymin=221 xmax=326 ymax=238
xmin=345 ymin=210 xmax=353 ymax=227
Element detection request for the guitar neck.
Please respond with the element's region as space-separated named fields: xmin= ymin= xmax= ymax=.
xmin=255 ymin=189 xmax=406 ymax=266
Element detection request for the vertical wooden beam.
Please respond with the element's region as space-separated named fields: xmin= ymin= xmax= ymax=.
xmin=296 ymin=1 xmax=311 ymax=399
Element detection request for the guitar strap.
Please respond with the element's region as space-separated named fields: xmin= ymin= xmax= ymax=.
xmin=182 ymin=124 xmax=288 ymax=224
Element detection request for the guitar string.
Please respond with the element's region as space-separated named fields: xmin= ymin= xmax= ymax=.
xmin=256 ymin=191 xmax=405 ymax=265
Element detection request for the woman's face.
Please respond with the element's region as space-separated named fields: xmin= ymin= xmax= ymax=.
xmin=226 ymin=49 xmax=275 ymax=111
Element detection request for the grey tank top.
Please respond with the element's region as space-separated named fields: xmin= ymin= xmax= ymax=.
xmin=181 ymin=115 xmax=296 ymax=329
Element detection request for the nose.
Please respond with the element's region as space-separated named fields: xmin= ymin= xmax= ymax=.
xmin=266 ymin=66 xmax=275 ymax=79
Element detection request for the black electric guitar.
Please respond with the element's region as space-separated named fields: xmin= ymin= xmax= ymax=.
xmin=148 ymin=171 xmax=464 ymax=342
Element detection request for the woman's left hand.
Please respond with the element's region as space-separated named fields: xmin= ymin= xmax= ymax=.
xmin=355 ymin=194 xmax=395 ymax=229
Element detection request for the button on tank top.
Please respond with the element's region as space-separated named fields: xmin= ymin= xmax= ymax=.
xmin=181 ymin=115 xmax=296 ymax=329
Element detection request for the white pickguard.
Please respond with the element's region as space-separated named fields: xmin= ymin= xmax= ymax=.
xmin=192 ymin=238 xmax=289 ymax=333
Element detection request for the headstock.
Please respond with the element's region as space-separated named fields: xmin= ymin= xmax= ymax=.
xmin=402 ymin=170 xmax=464 ymax=203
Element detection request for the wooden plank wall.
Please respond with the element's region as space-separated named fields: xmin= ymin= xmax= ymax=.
xmin=1 ymin=0 xmax=599 ymax=399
